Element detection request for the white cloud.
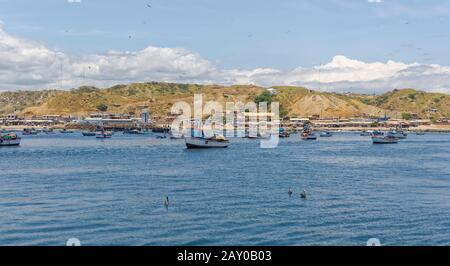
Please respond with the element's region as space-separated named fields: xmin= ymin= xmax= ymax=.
xmin=0 ymin=26 xmax=449 ymax=94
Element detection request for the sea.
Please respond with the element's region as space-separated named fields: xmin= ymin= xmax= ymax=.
xmin=1 ymin=132 xmax=450 ymax=246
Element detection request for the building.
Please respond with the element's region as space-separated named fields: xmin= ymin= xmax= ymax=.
xmin=78 ymin=113 xmax=141 ymax=128
xmin=266 ymin=88 xmax=278 ymax=95
xmin=141 ymin=109 xmax=149 ymax=125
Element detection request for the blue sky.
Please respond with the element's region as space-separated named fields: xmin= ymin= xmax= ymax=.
xmin=0 ymin=0 xmax=450 ymax=92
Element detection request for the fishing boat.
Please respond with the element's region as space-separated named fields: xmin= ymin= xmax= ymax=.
xmin=360 ymin=131 xmax=372 ymax=136
xmin=279 ymin=128 xmax=290 ymax=138
xmin=22 ymin=128 xmax=38 ymax=135
xmin=152 ymin=127 xmax=170 ymax=133
xmin=372 ymin=135 xmax=399 ymax=144
xmin=0 ymin=133 xmax=21 ymax=147
xmin=301 ymin=132 xmax=317 ymax=140
xmin=388 ymin=130 xmax=407 ymax=139
xmin=82 ymin=131 xmax=96 ymax=137
xmin=301 ymin=125 xmax=317 ymax=140
xmin=123 ymin=129 xmax=143 ymax=135
xmin=43 ymin=128 xmax=55 ymax=134
xmin=320 ymin=131 xmax=333 ymax=138
xmin=95 ymin=123 xmax=112 ymax=139
xmin=96 ymin=130 xmax=113 ymax=139
xmin=185 ymin=135 xmax=229 ymax=149
xmin=60 ymin=129 xmax=75 ymax=134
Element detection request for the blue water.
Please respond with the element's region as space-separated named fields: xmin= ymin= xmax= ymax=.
xmin=1 ymin=132 xmax=450 ymax=246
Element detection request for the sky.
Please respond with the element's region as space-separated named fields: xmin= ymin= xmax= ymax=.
xmin=0 ymin=0 xmax=450 ymax=93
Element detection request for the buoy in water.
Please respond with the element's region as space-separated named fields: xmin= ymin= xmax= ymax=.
xmin=164 ymin=196 xmax=170 ymax=209
xmin=300 ymin=190 xmax=307 ymax=199
xmin=288 ymin=188 xmax=293 ymax=197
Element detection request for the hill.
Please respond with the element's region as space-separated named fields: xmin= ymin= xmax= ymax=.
xmin=0 ymin=83 xmax=449 ymax=119
xmin=359 ymin=89 xmax=450 ymax=120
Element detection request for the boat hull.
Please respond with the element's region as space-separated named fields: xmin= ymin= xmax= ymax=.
xmin=82 ymin=132 xmax=96 ymax=136
xmin=185 ymin=138 xmax=229 ymax=149
xmin=0 ymin=138 xmax=21 ymax=146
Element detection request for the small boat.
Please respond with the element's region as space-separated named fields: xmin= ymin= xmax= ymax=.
xmin=416 ymin=132 xmax=426 ymax=135
xmin=320 ymin=132 xmax=333 ymax=138
xmin=123 ymin=129 xmax=143 ymax=135
xmin=388 ymin=130 xmax=407 ymax=139
xmin=22 ymin=128 xmax=38 ymax=135
xmin=300 ymin=124 xmax=317 ymax=140
xmin=43 ymin=128 xmax=55 ymax=134
xmin=152 ymin=128 xmax=170 ymax=133
xmin=60 ymin=129 xmax=75 ymax=134
xmin=82 ymin=131 xmax=96 ymax=137
xmin=185 ymin=135 xmax=229 ymax=149
xmin=96 ymin=130 xmax=113 ymax=139
xmin=0 ymin=133 xmax=21 ymax=147
xmin=94 ymin=123 xmax=112 ymax=139
xmin=360 ymin=131 xmax=372 ymax=136
xmin=372 ymin=134 xmax=399 ymax=144
xmin=301 ymin=133 xmax=317 ymax=140
xmin=155 ymin=134 xmax=167 ymax=139
xmin=279 ymin=128 xmax=290 ymax=138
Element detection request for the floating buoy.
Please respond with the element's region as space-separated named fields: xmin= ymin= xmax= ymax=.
xmin=300 ymin=190 xmax=307 ymax=199
xmin=164 ymin=196 xmax=170 ymax=209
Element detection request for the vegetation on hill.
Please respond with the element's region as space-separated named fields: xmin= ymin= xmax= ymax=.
xmin=359 ymin=89 xmax=450 ymax=119
xmin=0 ymin=83 xmax=449 ymax=119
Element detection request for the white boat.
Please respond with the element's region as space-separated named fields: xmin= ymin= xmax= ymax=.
xmin=388 ymin=130 xmax=407 ymax=139
xmin=95 ymin=122 xmax=112 ymax=139
xmin=320 ymin=132 xmax=333 ymax=137
xmin=372 ymin=135 xmax=399 ymax=144
xmin=0 ymin=133 xmax=21 ymax=147
xmin=96 ymin=130 xmax=113 ymax=139
xmin=185 ymin=136 xmax=229 ymax=149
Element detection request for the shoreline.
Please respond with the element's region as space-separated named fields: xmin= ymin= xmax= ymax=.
xmin=3 ymin=125 xmax=450 ymax=133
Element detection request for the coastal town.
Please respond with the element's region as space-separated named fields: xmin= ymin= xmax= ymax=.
xmin=1 ymin=108 xmax=449 ymax=134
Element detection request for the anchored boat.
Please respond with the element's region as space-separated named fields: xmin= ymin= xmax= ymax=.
xmin=82 ymin=131 xmax=96 ymax=136
xmin=372 ymin=132 xmax=399 ymax=144
xmin=301 ymin=125 xmax=317 ymax=140
xmin=360 ymin=131 xmax=372 ymax=136
xmin=22 ymin=128 xmax=38 ymax=135
xmin=0 ymin=133 xmax=21 ymax=147
xmin=279 ymin=128 xmax=290 ymax=138
xmin=185 ymin=135 xmax=229 ymax=149
xmin=388 ymin=130 xmax=407 ymax=139
xmin=60 ymin=129 xmax=75 ymax=134
xmin=96 ymin=130 xmax=113 ymax=139
xmin=95 ymin=123 xmax=113 ymax=139
xmin=320 ymin=131 xmax=333 ymax=138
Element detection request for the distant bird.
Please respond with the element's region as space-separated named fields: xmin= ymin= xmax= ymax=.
xmin=128 ymin=35 xmax=132 ymax=39
xmin=147 ymin=4 xmax=152 ymax=8
xmin=164 ymin=196 xmax=170 ymax=209
xmin=300 ymin=190 xmax=307 ymax=199
xmin=288 ymin=188 xmax=293 ymax=197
